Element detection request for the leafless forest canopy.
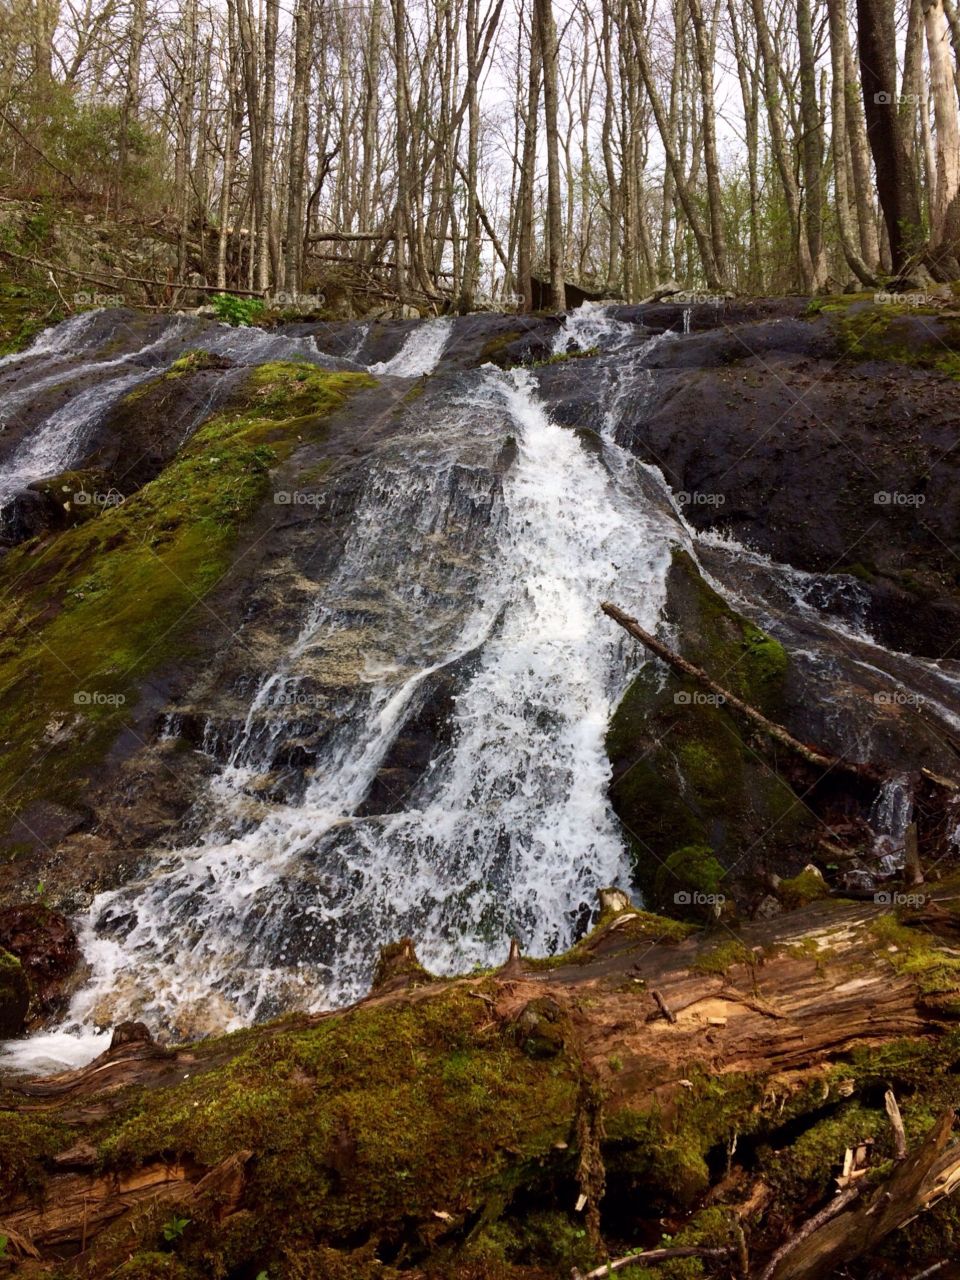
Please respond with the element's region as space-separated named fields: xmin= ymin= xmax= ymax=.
xmin=2 ymin=0 xmax=960 ymax=309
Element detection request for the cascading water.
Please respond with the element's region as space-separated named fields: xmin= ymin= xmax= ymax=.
xmin=4 ymin=304 xmax=958 ymax=1076
xmin=369 ymin=317 xmax=454 ymax=375
xmin=0 ymin=312 xmax=349 ymax=519
xmin=3 ymin=316 xmax=680 ymax=1070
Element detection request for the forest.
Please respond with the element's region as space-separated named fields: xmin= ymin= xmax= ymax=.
xmin=1 ymin=0 xmax=960 ymax=315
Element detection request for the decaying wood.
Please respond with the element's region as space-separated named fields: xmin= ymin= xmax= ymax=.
xmin=4 ymin=891 xmax=960 ymax=1272
xmin=886 ymin=1087 xmax=908 ymax=1159
xmin=766 ymin=1108 xmax=960 ymax=1279
xmin=601 ymin=601 xmax=884 ymax=784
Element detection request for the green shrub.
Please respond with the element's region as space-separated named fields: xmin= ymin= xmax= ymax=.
xmin=212 ymin=292 xmax=266 ymax=326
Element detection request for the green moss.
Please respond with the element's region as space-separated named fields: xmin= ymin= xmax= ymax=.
xmin=0 ymin=947 xmax=30 ymax=1036
xmin=531 ymin=346 xmax=600 ymax=367
xmin=0 ymin=279 xmax=63 ymax=356
xmin=760 ymin=1100 xmax=887 ymax=1199
xmin=607 ymin=549 xmax=806 ymax=905
xmin=97 ymin=990 xmax=580 ymax=1258
xmin=479 ymin=329 xmax=524 ymax=368
xmin=525 ymin=908 xmax=695 ymax=970
xmin=654 ymin=845 xmax=725 ymax=918
xmin=0 ymin=362 xmax=373 ymax=818
xmin=868 ymin=914 xmax=960 ymax=996
xmin=606 ymin=1070 xmax=763 ymax=1204
xmin=0 ymin=1108 xmax=71 ymax=1199
xmin=692 ymin=936 xmax=754 ymax=975
xmin=778 ymin=869 xmax=829 ymax=909
xmin=114 ymin=1254 xmax=189 ymax=1280
xmin=827 ymin=300 xmax=960 ymax=379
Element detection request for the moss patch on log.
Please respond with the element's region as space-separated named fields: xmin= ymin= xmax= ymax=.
xmin=87 ymin=990 xmax=580 ymax=1274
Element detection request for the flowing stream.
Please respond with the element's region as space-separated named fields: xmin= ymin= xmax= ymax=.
xmin=2 ymin=304 xmax=956 ymax=1073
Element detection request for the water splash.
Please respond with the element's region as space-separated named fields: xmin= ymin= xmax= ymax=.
xmin=552 ymin=302 xmax=634 ymax=356
xmin=369 ymin=318 xmax=453 ymax=376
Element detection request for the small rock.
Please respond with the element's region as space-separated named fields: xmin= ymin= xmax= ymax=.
xmin=109 ymin=1020 xmax=154 ymax=1049
xmin=0 ymin=903 xmax=81 ymax=1021
xmin=0 ymin=948 xmax=30 ymax=1037
xmin=598 ymin=886 xmax=633 ymax=915
xmin=754 ymin=894 xmax=783 ymax=920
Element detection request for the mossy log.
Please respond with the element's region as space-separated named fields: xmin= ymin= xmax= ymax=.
xmin=4 ymin=892 xmax=960 ymax=1277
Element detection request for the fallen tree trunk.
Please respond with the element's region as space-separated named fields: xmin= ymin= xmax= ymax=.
xmin=4 ymin=889 xmax=960 ymax=1276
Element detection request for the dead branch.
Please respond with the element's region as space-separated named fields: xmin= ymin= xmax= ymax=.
xmin=765 ymin=1109 xmax=960 ymax=1280
xmin=571 ymin=1245 xmax=734 ymax=1278
xmin=885 ymin=1088 xmax=908 ymax=1159
xmin=650 ymin=988 xmax=677 ymax=1023
xmin=0 ymin=247 xmax=265 ymax=298
xmin=601 ymin=601 xmax=884 ymax=784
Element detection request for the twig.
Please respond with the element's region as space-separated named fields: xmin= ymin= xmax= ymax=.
xmin=571 ymin=1246 xmax=733 ymax=1278
xmin=650 ymin=988 xmax=677 ymax=1024
xmin=885 ymin=1089 xmax=908 ymax=1160
xmin=601 ymin=601 xmax=884 ymax=784
xmin=46 ymin=268 xmax=71 ymax=313
xmin=757 ymin=1186 xmax=862 ymax=1280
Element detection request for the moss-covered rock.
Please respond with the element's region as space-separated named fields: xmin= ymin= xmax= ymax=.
xmin=0 ymin=362 xmax=373 ymax=826
xmin=0 ymin=946 xmax=30 ymax=1035
xmin=606 ymin=549 xmax=811 ymax=907
xmin=91 ymin=989 xmax=580 ymax=1272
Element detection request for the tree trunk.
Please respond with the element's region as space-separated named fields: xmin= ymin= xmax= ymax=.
xmin=924 ymin=0 xmax=960 ymax=275
xmin=827 ymin=0 xmax=879 ymax=283
xmin=283 ymin=0 xmax=313 ymax=294
xmin=535 ymin=0 xmax=566 ymax=309
xmin=856 ymin=0 xmax=924 ymax=271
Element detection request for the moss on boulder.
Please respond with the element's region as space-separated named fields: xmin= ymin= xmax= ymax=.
xmin=606 ymin=549 xmax=811 ymax=907
xmin=0 ymin=362 xmax=373 ymax=825
xmin=0 ymin=946 xmax=29 ymax=1036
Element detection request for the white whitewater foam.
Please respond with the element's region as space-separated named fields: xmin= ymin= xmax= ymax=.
xmin=25 ymin=363 xmax=675 ymax=1061
xmin=552 ymin=301 xmax=635 ymax=355
xmin=369 ymin=317 xmax=453 ymax=376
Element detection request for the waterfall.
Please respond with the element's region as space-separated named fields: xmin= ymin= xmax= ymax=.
xmin=4 ymin=304 xmax=957 ymax=1077
xmin=8 ymin=356 xmax=675 ymax=1064
xmin=369 ymin=317 xmax=453 ymax=375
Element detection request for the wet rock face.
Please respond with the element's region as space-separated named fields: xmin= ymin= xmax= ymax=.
xmin=0 ymin=947 xmax=29 ymax=1036
xmin=0 ymin=903 xmax=81 ymax=1021
xmin=535 ymin=304 xmax=960 ymax=659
